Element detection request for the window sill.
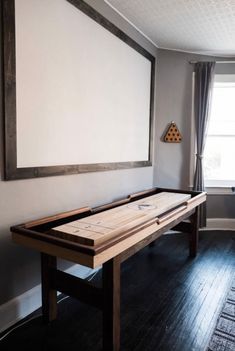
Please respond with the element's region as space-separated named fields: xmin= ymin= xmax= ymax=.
xmin=205 ymin=187 xmax=235 ymax=195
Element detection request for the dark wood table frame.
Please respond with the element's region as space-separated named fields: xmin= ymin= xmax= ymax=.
xmin=11 ymin=188 xmax=204 ymax=351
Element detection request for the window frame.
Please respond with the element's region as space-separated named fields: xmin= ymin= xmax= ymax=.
xmin=204 ymin=74 xmax=235 ymax=188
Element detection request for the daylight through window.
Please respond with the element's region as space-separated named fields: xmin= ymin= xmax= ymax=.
xmin=204 ymin=75 xmax=235 ymax=187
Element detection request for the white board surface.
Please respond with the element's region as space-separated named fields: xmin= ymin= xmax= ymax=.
xmin=15 ymin=0 xmax=152 ymax=168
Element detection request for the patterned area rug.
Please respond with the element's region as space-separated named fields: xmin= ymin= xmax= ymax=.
xmin=208 ymin=278 xmax=235 ymax=351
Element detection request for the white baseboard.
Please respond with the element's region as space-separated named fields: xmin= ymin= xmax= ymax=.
xmin=206 ymin=218 xmax=235 ymax=231
xmin=0 ymin=265 xmax=98 ymax=334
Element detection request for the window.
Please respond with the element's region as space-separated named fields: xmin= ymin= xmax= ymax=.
xmin=204 ymin=75 xmax=235 ymax=187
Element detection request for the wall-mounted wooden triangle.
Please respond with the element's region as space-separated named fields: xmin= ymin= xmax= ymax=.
xmin=163 ymin=121 xmax=182 ymax=143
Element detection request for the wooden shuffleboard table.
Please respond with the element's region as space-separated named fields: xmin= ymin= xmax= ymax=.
xmin=11 ymin=187 xmax=206 ymax=351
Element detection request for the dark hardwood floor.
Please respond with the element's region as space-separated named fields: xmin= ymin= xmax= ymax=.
xmin=1 ymin=230 xmax=235 ymax=351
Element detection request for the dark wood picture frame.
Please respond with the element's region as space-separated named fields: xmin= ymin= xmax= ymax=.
xmin=2 ymin=0 xmax=155 ymax=181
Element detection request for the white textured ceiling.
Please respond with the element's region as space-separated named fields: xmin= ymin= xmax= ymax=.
xmin=105 ymin=0 xmax=235 ymax=56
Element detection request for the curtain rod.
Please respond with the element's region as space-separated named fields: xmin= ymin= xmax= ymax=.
xmin=189 ymin=60 xmax=235 ymax=64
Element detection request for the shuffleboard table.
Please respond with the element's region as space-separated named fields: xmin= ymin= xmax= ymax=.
xmin=11 ymin=187 xmax=206 ymax=351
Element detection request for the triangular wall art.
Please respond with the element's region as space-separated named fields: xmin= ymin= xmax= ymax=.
xmin=163 ymin=121 xmax=182 ymax=143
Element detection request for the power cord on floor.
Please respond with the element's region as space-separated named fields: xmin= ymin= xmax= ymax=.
xmin=0 ymin=315 xmax=41 ymax=342
xmin=87 ymin=268 xmax=100 ymax=282
xmin=0 ymin=268 xmax=101 ymax=342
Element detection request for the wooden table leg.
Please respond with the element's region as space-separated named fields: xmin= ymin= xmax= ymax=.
xmin=102 ymin=256 xmax=121 ymax=351
xmin=189 ymin=207 xmax=199 ymax=257
xmin=41 ymin=253 xmax=57 ymax=323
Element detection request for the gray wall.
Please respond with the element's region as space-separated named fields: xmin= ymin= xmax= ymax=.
xmin=207 ymin=195 xmax=235 ymax=218
xmin=153 ymin=49 xmax=194 ymax=189
xmin=0 ymin=0 xmax=157 ymax=306
xmin=153 ymin=49 xmax=235 ymax=218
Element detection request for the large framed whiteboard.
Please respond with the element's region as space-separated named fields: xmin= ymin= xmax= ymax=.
xmin=3 ymin=0 xmax=155 ymax=180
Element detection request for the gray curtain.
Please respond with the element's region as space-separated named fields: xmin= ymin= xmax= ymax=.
xmin=193 ymin=62 xmax=215 ymax=227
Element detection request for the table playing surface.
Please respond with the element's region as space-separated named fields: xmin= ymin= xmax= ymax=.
xmin=50 ymin=192 xmax=191 ymax=247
